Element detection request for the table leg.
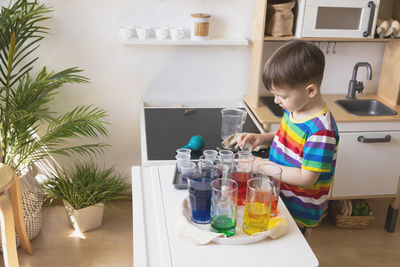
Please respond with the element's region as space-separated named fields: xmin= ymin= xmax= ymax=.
xmin=385 ymin=178 xmax=400 ymax=233
xmin=9 ymin=174 xmax=33 ymax=254
xmin=0 ymin=194 xmax=19 ymax=267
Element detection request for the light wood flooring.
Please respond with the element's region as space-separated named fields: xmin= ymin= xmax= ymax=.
xmin=1 ymin=198 xmax=400 ymax=267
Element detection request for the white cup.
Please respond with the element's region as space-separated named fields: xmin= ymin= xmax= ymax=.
xmin=119 ymin=26 xmax=135 ymax=40
xmin=170 ymin=27 xmax=185 ymax=40
xmin=155 ymin=27 xmax=169 ymax=40
xmin=136 ymin=27 xmax=151 ymax=40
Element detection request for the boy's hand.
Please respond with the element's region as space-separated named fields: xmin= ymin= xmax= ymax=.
xmin=238 ymin=133 xmax=261 ymax=151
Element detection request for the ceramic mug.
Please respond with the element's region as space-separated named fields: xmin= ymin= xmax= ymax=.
xmin=119 ymin=26 xmax=135 ymax=40
xmin=170 ymin=27 xmax=185 ymax=40
xmin=155 ymin=27 xmax=169 ymax=40
xmin=136 ymin=26 xmax=151 ymax=40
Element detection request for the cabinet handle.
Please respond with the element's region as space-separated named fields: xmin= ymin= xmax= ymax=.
xmin=363 ymin=1 xmax=376 ymax=37
xmin=357 ymin=135 xmax=391 ymax=143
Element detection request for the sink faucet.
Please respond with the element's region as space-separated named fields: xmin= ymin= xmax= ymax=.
xmin=346 ymin=62 xmax=372 ymax=99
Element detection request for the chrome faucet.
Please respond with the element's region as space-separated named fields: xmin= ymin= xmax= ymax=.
xmin=347 ymin=62 xmax=372 ymax=99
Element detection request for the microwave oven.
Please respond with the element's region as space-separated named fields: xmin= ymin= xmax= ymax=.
xmin=295 ymin=0 xmax=380 ymax=38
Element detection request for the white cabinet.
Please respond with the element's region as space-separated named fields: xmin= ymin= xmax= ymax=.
xmin=332 ymin=129 xmax=400 ymax=198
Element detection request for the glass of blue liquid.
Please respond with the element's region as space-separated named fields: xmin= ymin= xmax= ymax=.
xmin=188 ymin=176 xmax=212 ymax=224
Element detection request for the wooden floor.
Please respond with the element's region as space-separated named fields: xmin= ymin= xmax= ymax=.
xmin=1 ymin=198 xmax=400 ymax=267
xmin=1 ymin=200 xmax=133 ymax=267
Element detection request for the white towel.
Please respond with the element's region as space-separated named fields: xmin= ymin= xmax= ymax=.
xmin=176 ymin=196 xmax=289 ymax=245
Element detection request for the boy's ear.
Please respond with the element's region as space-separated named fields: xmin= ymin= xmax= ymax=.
xmin=305 ymin=84 xmax=318 ymax=98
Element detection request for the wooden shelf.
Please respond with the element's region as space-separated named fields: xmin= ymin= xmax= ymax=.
xmin=263 ymin=36 xmax=394 ymax=43
xmin=122 ymin=37 xmax=249 ymax=46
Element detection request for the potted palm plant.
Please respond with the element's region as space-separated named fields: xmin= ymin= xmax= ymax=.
xmin=0 ymin=0 xmax=109 ymax=242
xmin=43 ymin=161 xmax=130 ymax=232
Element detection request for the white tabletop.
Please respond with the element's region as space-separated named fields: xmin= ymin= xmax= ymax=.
xmin=132 ymin=165 xmax=319 ymax=267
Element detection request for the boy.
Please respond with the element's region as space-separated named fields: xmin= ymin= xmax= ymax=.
xmin=239 ymin=40 xmax=339 ymax=233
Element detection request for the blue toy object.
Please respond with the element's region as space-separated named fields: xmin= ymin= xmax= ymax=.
xmin=183 ymin=135 xmax=205 ymax=151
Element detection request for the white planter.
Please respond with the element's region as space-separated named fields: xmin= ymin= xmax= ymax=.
xmin=63 ymin=200 xmax=104 ymax=232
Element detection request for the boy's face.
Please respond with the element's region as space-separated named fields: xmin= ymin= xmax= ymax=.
xmin=270 ymin=84 xmax=310 ymax=113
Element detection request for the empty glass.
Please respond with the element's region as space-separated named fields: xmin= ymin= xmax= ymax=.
xmin=203 ymin=149 xmax=218 ymax=160
xmin=198 ymin=155 xmax=223 ymax=180
xmin=176 ymin=153 xmax=190 ymax=172
xmin=231 ymin=154 xmax=255 ymax=205
xmin=211 ymin=178 xmax=238 ymax=237
xmin=219 ymin=150 xmax=234 ymax=178
xmin=176 ymin=148 xmax=191 ymax=155
xmin=180 ymin=161 xmax=197 ymax=183
xmin=256 ymin=163 xmax=282 ymax=217
xmin=243 ymin=177 xmax=273 ymax=235
xmin=220 ymin=108 xmax=247 ymax=140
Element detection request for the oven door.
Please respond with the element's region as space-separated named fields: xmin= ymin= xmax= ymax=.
xmin=297 ymin=0 xmax=380 ymax=38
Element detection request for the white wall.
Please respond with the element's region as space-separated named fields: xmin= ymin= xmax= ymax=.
xmin=1 ymin=0 xmax=387 ymax=176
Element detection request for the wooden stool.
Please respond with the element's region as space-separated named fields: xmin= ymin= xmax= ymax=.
xmin=0 ymin=163 xmax=19 ymax=267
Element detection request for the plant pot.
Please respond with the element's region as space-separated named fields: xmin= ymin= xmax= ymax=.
xmin=63 ymin=200 xmax=104 ymax=232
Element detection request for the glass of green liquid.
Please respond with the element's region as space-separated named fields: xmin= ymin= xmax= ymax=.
xmin=210 ymin=178 xmax=238 ymax=237
xmin=243 ymin=177 xmax=273 ymax=236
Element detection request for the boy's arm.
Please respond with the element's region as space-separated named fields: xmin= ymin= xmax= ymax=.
xmin=260 ymin=132 xmax=276 ymax=146
xmin=277 ymin=165 xmax=320 ymax=187
xmin=253 ymin=157 xmax=319 ymax=187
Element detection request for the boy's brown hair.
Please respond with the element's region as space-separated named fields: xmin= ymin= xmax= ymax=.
xmin=262 ymin=40 xmax=325 ymax=91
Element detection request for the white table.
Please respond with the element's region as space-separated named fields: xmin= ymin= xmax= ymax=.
xmin=132 ymin=164 xmax=319 ymax=267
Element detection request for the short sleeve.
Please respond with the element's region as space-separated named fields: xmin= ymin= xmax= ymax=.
xmin=302 ymin=130 xmax=337 ymax=172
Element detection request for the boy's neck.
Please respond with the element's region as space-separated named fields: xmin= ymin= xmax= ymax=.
xmin=292 ymin=94 xmax=326 ymax=120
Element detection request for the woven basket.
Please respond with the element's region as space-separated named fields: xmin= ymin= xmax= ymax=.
xmin=330 ymin=200 xmax=374 ymax=229
xmin=0 ymin=165 xmax=43 ymax=252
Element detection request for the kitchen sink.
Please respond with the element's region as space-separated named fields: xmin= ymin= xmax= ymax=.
xmin=335 ymin=99 xmax=397 ymax=116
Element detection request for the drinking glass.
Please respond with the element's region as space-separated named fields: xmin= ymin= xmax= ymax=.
xmin=176 ymin=148 xmax=191 ymax=155
xmin=188 ymin=176 xmax=212 ymax=224
xmin=203 ymin=149 xmax=218 ymax=160
xmin=175 ymin=153 xmax=190 ymax=172
xmin=243 ymin=177 xmax=273 ymax=235
xmin=231 ymin=154 xmax=255 ymax=205
xmin=220 ymin=108 xmax=247 ymax=140
xmin=198 ymin=155 xmax=223 ymax=180
xmin=210 ymin=178 xmax=238 ymax=237
xmin=219 ymin=150 xmax=234 ymax=177
xmin=256 ymin=163 xmax=282 ymax=217
xmin=180 ymin=161 xmax=197 ymax=183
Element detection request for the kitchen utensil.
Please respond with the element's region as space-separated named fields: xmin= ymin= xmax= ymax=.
xmin=183 ymin=135 xmax=205 ymax=151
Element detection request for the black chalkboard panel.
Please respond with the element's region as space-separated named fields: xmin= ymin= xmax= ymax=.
xmin=144 ymin=108 xmax=268 ymax=161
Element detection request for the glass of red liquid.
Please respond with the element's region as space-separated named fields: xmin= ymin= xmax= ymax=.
xmin=256 ymin=163 xmax=282 ymax=217
xmin=231 ymin=154 xmax=255 ymax=206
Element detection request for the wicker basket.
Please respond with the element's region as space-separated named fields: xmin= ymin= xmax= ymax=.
xmin=330 ymin=200 xmax=374 ymax=229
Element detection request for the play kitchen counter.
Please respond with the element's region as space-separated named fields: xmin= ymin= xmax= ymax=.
xmin=132 ymin=165 xmax=319 ymax=267
xmin=244 ymin=94 xmax=400 ymax=131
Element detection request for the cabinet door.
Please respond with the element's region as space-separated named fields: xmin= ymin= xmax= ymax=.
xmin=332 ymin=131 xmax=400 ymax=197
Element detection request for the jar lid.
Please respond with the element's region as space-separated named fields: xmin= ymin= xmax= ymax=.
xmin=191 ymin=13 xmax=211 ymax=18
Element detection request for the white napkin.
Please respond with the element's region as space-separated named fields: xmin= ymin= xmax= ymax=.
xmin=176 ymin=196 xmax=289 ymax=245
xmin=176 ymin=195 xmax=225 ymax=245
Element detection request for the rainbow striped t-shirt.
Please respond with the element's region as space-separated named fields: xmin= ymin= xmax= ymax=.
xmin=269 ymin=106 xmax=339 ymax=227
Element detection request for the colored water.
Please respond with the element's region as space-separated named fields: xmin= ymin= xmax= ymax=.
xmin=188 ymin=177 xmax=212 ymax=224
xmin=243 ymin=202 xmax=270 ymax=235
xmin=211 ymin=215 xmax=236 ymax=237
xmin=231 ymin=172 xmax=251 ymax=205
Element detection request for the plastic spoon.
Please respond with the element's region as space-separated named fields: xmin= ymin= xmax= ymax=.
xmin=183 ymin=135 xmax=205 ymax=151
